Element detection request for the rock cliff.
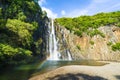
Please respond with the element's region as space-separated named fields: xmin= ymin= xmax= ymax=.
xmin=55 ymin=25 xmax=120 ymax=61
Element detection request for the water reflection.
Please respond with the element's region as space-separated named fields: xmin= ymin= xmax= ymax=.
xmin=32 ymin=60 xmax=107 ymax=76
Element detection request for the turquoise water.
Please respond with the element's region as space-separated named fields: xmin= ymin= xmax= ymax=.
xmin=0 ymin=60 xmax=106 ymax=80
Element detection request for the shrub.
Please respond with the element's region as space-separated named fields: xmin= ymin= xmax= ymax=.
xmin=6 ymin=19 xmax=38 ymax=47
xmin=74 ymin=30 xmax=82 ymax=37
xmin=88 ymin=29 xmax=105 ymax=38
xmin=55 ymin=11 xmax=120 ymax=37
xmin=0 ymin=43 xmax=32 ymax=64
xmin=112 ymin=42 xmax=120 ymax=51
xmin=107 ymin=42 xmax=113 ymax=46
xmin=116 ymin=22 xmax=120 ymax=27
xmin=76 ymin=45 xmax=81 ymax=50
xmin=90 ymin=41 xmax=94 ymax=45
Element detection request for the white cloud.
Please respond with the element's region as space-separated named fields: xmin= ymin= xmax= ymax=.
xmin=38 ymin=0 xmax=46 ymax=6
xmin=89 ymin=0 xmax=120 ymax=14
xmin=66 ymin=9 xmax=88 ymax=17
xmin=38 ymin=0 xmax=120 ymax=18
xmin=100 ymin=3 xmax=120 ymax=12
xmin=42 ymin=7 xmax=58 ymax=18
xmin=38 ymin=0 xmax=58 ymax=18
xmin=66 ymin=0 xmax=120 ymax=17
xmin=61 ymin=10 xmax=66 ymax=15
xmin=93 ymin=0 xmax=110 ymax=3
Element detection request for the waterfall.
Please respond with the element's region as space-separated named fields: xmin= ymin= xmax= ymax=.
xmin=47 ymin=19 xmax=72 ymax=61
xmin=67 ymin=50 xmax=72 ymax=60
xmin=48 ymin=19 xmax=61 ymax=60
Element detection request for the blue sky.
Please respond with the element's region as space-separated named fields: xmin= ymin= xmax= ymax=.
xmin=38 ymin=0 xmax=120 ymax=18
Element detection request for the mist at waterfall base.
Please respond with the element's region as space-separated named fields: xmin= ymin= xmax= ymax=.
xmin=47 ymin=19 xmax=72 ymax=60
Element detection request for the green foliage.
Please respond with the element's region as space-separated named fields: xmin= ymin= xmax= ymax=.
xmin=56 ymin=11 xmax=120 ymax=37
xmin=90 ymin=41 xmax=94 ymax=45
xmin=0 ymin=43 xmax=32 ymax=65
xmin=34 ymin=38 xmax=43 ymax=54
xmin=100 ymin=32 xmax=105 ymax=38
xmin=0 ymin=0 xmax=48 ymax=66
xmin=116 ymin=23 xmax=120 ymax=27
xmin=88 ymin=29 xmax=105 ymax=38
xmin=56 ymin=18 xmax=73 ymax=31
xmin=112 ymin=42 xmax=120 ymax=51
xmin=74 ymin=30 xmax=82 ymax=37
xmin=76 ymin=45 xmax=81 ymax=50
xmin=6 ymin=19 xmax=37 ymax=32
xmin=32 ymin=21 xmax=39 ymax=31
xmin=26 ymin=1 xmax=39 ymax=13
xmin=4 ymin=1 xmax=22 ymax=18
xmin=6 ymin=19 xmax=37 ymax=47
xmin=107 ymin=42 xmax=113 ymax=46
xmin=35 ymin=38 xmax=42 ymax=48
xmin=0 ymin=33 xmax=11 ymax=45
xmin=16 ymin=12 xmax=27 ymax=21
xmin=0 ymin=19 xmax=6 ymax=29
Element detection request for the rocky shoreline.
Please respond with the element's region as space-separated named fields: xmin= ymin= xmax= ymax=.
xmin=29 ymin=61 xmax=120 ymax=80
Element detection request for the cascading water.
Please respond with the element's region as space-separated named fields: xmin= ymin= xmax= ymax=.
xmin=67 ymin=50 xmax=72 ymax=60
xmin=48 ymin=19 xmax=61 ymax=60
xmin=48 ymin=19 xmax=72 ymax=60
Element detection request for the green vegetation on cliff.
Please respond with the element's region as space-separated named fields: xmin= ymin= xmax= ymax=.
xmin=0 ymin=0 xmax=48 ymax=66
xmin=90 ymin=41 xmax=94 ymax=45
xmin=112 ymin=42 xmax=120 ymax=51
xmin=55 ymin=11 xmax=120 ymax=37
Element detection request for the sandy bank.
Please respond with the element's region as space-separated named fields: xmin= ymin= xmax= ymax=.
xmin=29 ymin=62 xmax=120 ymax=80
